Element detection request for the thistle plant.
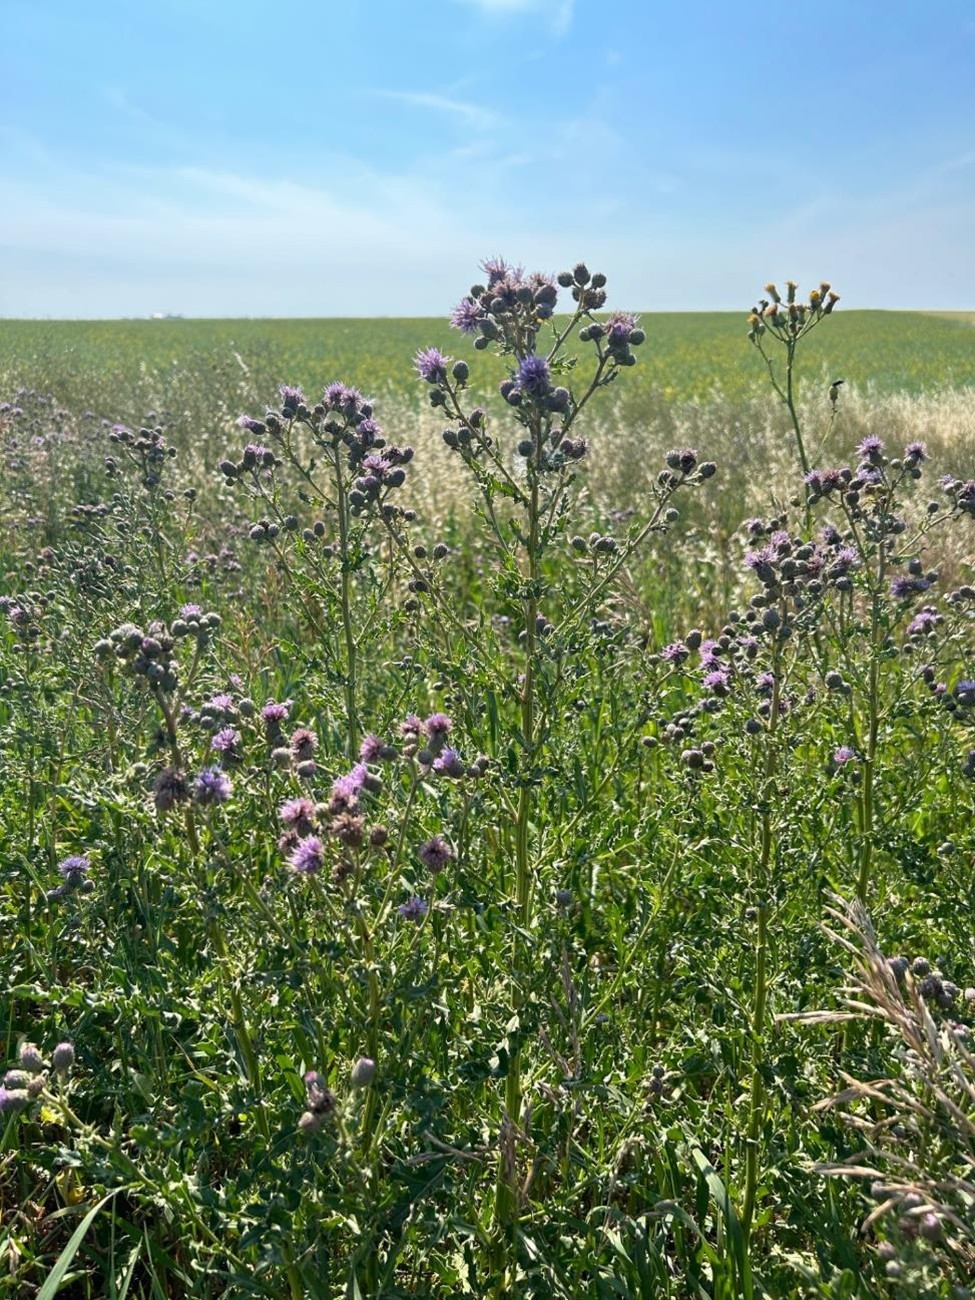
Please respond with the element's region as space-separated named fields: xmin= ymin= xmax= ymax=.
xmin=747 ymin=278 xmax=840 ymax=478
xmin=409 ymin=256 xmax=710 ymax=1281
xmin=220 ymin=385 xmax=416 ymax=759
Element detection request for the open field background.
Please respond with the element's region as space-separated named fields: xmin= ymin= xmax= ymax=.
xmin=5 ymin=310 xmax=975 ymax=412
xmin=3 ymin=309 xmax=975 ymax=543
xmin=2 ymin=302 xmax=975 ymax=1298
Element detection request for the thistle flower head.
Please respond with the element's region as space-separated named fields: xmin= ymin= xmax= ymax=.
xmin=516 ymin=354 xmax=551 ymax=396
xmin=605 ymin=311 xmax=638 ymax=344
xmin=288 ymin=836 xmax=324 ymax=875
xmin=279 ymin=383 xmax=304 ymax=414
xmin=210 ymin=726 xmax=241 ymax=754
xmin=359 ymin=733 xmax=385 ymax=762
xmin=192 ymin=766 xmax=232 ymax=805
xmin=153 ymin=767 xmax=188 ymax=812
xmin=397 ymin=895 xmax=429 ymax=921
xmin=290 ymin=728 xmax=317 ymax=760
xmin=51 ymin=1042 xmax=75 ymax=1074
xmin=261 ymin=700 xmax=290 ymax=725
xmin=414 ymin=348 xmax=450 ymax=385
xmin=280 ymin=797 xmax=316 ymax=830
xmin=418 ymin=835 xmax=454 ymax=872
xmin=322 ymin=382 xmax=363 ymax=415
xmin=57 ymin=854 xmax=90 ymax=878
xmin=450 ymin=296 xmax=484 ymax=335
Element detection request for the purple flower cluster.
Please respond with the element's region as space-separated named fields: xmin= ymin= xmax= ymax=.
xmin=192 ymin=766 xmax=232 ymax=805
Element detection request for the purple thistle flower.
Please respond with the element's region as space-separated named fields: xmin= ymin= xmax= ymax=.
xmin=414 ymin=348 xmax=450 ymax=385
xmin=891 ymin=575 xmax=927 ymax=598
xmin=322 ymin=382 xmax=363 ymax=414
xmin=397 ymin=895 xmax=429 ymax=921
xmin=432 ymin=747 xmax=465 ymax=778
xmin=359 ymin=734 xmax=385 ymax=762
xmin=480 ymin=256 xmax=521 ymax=285
xmin=699 ymin=639 xmax=722 ymax=669
xmin=904 ymin=440 xmax=927 ymax=463
xmin=744 ymin=546 xmax=777 ymax=584
xmin=857 ymin=435 xmax=885 ymax=461
xmin=192 ymin=766 xmax=233 ymax=805
xmin=755 ymin=672 xmax=775 ymax=696
xmin=660 ymin=642 xmax=690 ymax=665
xmin=908 ymin=606 xmax=940 ymax=635
xmin=833 ymin=746 xmax=856 ymax=765
xmin=605 ymin=311 xmax=638 ymax=344
xmin=0 ymin=1087 xmax=31 ymax=1114
xmin=57 ymin=854 xmax=90 ymax=878
xmin=450 ymin=296 xmax=484 ymax=335
xmin=418 ymin=835 xmax=454 ymax=872
xmin=280 ymin=797 xmax=316 ymax=834
xmin=206 ymin=693 xmax=235 ymax=716
xmin=236 ymin=415 xmax=265 ymax=434
xmin=211 ymin=726 xmax=241 ymax=754
xmin=350 ymin=1057 xmax=376 ymax=1088
xmin=289 ymin=836 xmax=324 ymax=875
xmin=830 ymin=547 xmax=859 ymax=576
xmin=290 ymin=728 xmax=317 ymax=761
xmin=180 ymin=603 xmax=203 ymax=619
xmin=330 ymin=763 xmax=368 ymax=814
xmin=356 ymin=417 xmax=382 ymax=442
xmin=51 ymin=1043 xmax=75 ymax=1074
xmin=703 ymin=669 xmax=731 ymax=696
xmin=242 ymin=442 xmax=271 ymax=467
xmin=425 ymin=713 xmax=452 ymax=739
xmin=401 ymin=714 xmax=424 ymax=737
xmin=956 ymin=680 xmax=975 ymax=706
xmin=153 ymin=767 xmax=188 ymax=812
xmin=516 ymin=354 xmax=551 ymax=396
xmin=261 ymin=700 xmax=290 ymax=725
xmin=279 ymin=383 xmax=304 ymax=414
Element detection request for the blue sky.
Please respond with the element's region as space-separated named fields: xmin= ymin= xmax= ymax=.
xmin=3 ymin=0 xmax=974 ymax=316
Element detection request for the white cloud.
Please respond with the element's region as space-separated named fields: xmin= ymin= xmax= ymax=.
xmin=373 ymin=90 xmax=501 ymax=130
xmin=453 ymin=0 xmax=574 ymax=36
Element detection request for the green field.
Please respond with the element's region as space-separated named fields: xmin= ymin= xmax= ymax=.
xmin=3 ymin=310 xmax=975 ymax=424
xmin=2 ymin=291 xmax=975 ymax=1297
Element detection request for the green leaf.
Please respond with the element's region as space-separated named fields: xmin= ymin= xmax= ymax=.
xmin=36 ymin=1189 xmax=121 ymax=1300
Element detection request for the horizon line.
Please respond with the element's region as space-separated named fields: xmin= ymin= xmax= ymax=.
xmin=3 ymin=307 xmax=973 ymax=323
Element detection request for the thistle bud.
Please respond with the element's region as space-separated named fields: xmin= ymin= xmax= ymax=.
xmin=350 ymin=1057 xmax=376 ymax=1089
xmin=52 ymin=1042 xmax=75 ymax=1074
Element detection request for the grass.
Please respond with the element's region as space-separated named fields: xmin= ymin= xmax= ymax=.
xmin=4 ymin=309 xmax=975 ymax=420
xmin=1 ymin=287 xmax=975 ymax=1297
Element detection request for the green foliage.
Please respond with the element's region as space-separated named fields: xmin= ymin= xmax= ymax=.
xmin=1 ymin=278 xmax=974 ymax=1298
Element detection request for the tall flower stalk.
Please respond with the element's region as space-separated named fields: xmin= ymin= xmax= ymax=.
xmin=411 ymin=259 xmax=708 ymax=1284
xmin=747 ymin=278 xmax=840 ymax=479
